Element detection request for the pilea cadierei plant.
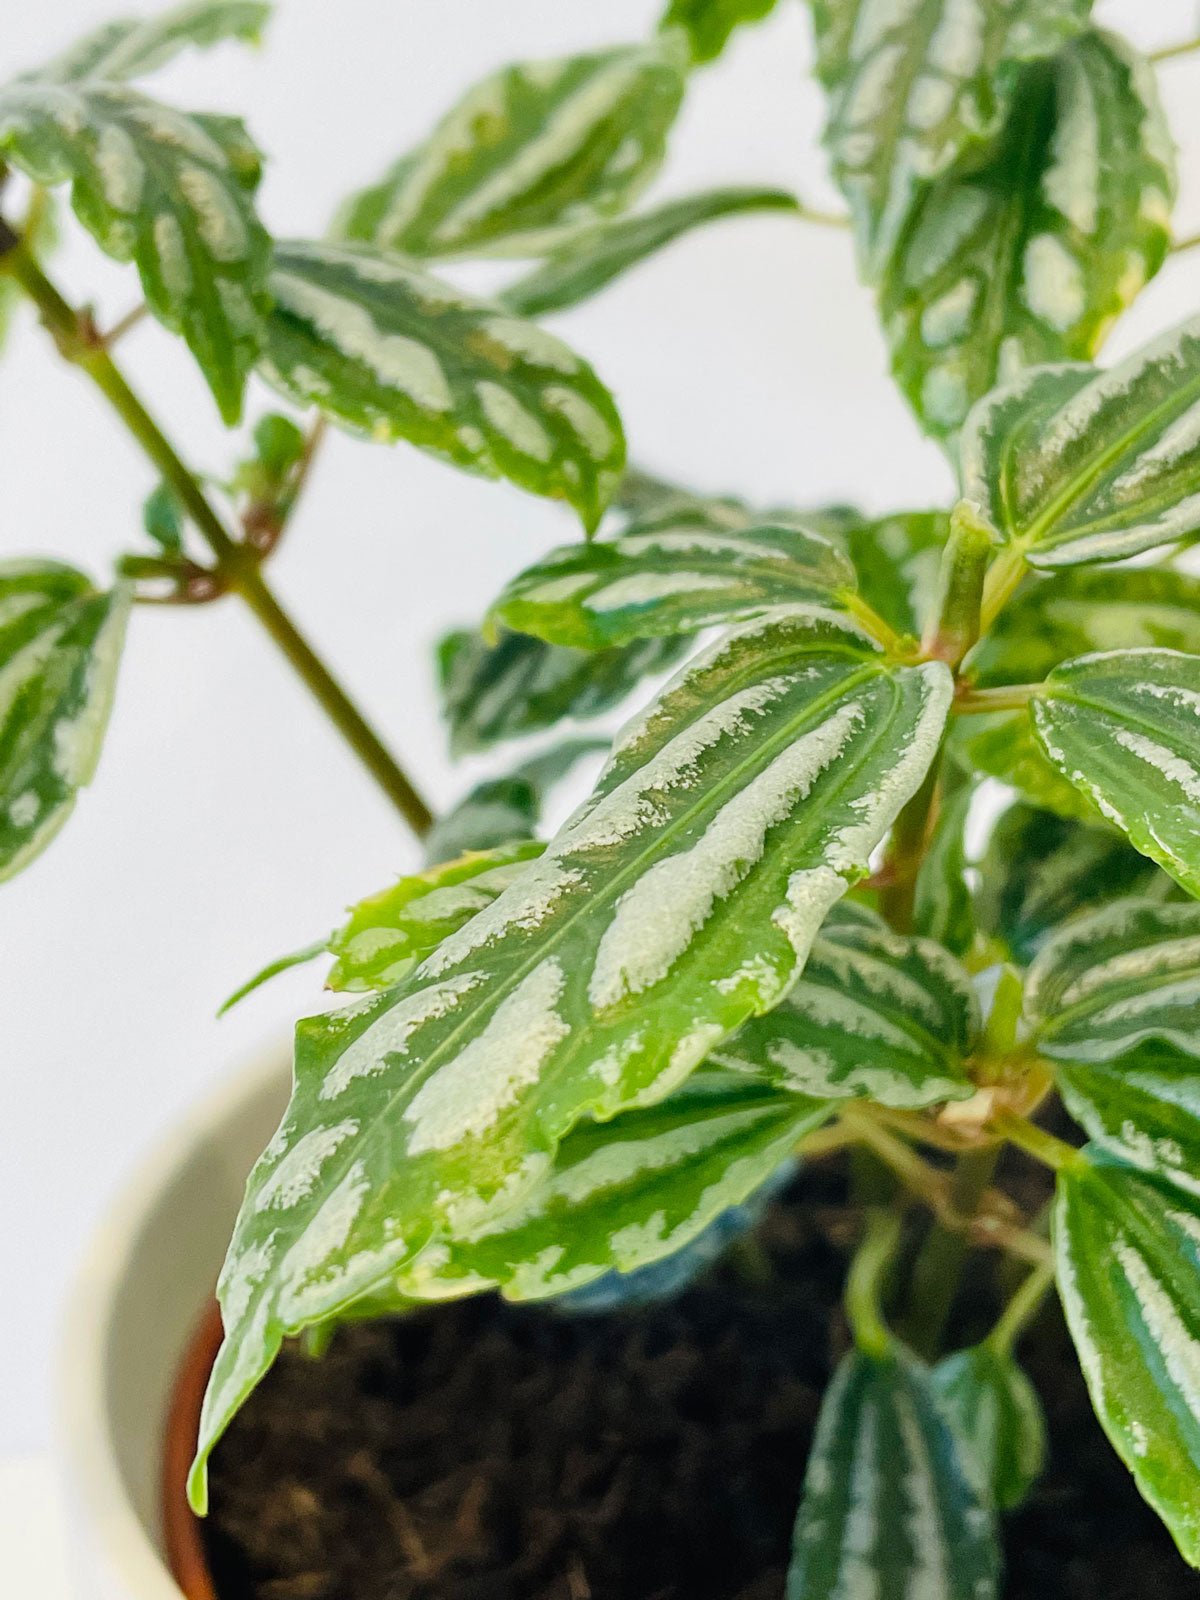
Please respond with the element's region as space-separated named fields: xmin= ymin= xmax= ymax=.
xmin=5 ymin=0 xmax=1200 ymax=1590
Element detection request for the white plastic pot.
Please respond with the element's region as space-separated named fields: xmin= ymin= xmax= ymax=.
xmin=56 ymin=1045 xmax=290 ymax=1600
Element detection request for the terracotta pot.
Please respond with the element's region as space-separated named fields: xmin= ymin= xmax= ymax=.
xmin=56 ymin=1044 xmax=290 ymax=1600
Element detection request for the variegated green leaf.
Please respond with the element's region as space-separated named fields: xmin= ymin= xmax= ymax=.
xmin=840 ymin=510 xmax=947 ymax=637
xmin=976 ymin=804 xmax=1172 ymax=963
xmin=502 ymin=186 xmax=798 ymax=317
xmin=712 ymin=900 xmax=977 ymax=1107
xmin=970 ymin=567 xmax=1200 ymax=690
xmin=1028 ymin=899 xmax=1200 ymax=1063
xmin=190 ymin=607 xmax=952 ymax=1506
xmin=0 ymin=561 xmax=130 ymax=882
xmin=810 ymin=0 xmax=1091 ymax=281
xmin=327 ymin=841 xmax=546 ymax=994
xmin=1056 ymin=1150 xmax=1200 ymax=1565
xmin=662 ymin=0 xmax=780 ymax=64
xmin=436 ymin=624 xmax=685 ymax=755
xmin=787 ymin=1345 xmax=1000 ymax=1600
xmin=1056 ymin=1046 xmax=1200 ymax=1200
xmin=932 ymin=1345 xmax=1047 ymax=1511
xmin=913 ymin=774 xmax=974 ymax=957
xmin=262 ymin=241 xmax=625 ymax=530
xmin=0 ymin=57 xmax=270 ymax=421
xmin=881 ymin=29 xmax=1174 ymax=441
xmin=961 ymin=318 xmax=1200 ymax=567
xmin=34 ymin=0 xmax=269 ymax=84
xmin=1031 ymin=648 xmax=1200 ymax=893
xmin=335 ymin=39 xmax=687 ymax=260
xmin=490 ymin=517 xmax=855 ymax=649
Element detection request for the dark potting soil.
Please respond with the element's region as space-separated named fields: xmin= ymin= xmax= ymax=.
xmin=204 ymin=1162 xmax=1197 ymax=1600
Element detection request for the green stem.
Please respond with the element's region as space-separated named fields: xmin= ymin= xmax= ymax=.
xmin=901 ymin=1145 xmax=1001 ymax=1360
xmin=922 ymin=501 xmax=992 ymax=667
xmin=979 ymin=543 xmax=1028 ymax=633
xmin=1172 ymin=230 xmax=1200 ymax=256
xmin=845 ymin=1208 xmax=904 ymax=1358
xmin=992 ymin=1111 xmax=1081 ymax=1172
xmin=1152 ymin=36 xmax=1200 ymax=64
xmin=3 ymin=240 xmax=434 ymax=839
xmin=954 ymin=682 xmax=1039 ymax=715
xmin=987 ymin=1259 xmax=1055 ymax=1356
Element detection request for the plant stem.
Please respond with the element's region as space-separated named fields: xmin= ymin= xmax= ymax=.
xmin=987 ymin=1259 xmax=1055 ymax=1356
xmin=2 ymin=238 xmax=434 ymax=838
xmin=1152 ymin=35 xmax=1200 ymax=64
xmin=1172 ymin=230 xmax=1200 ymax=256
xmin=845 ymin=1208 xmax=903 ymax=1358
xmin=841 ymin=589 xmax=909 ymax=655
xmin=796 ymin=198 xmax=851 ymax=230
xmin=979 ymin=543 xmax=1028 ymax=633
xmin=922 ymin=500 xmax=992 ymax=667
xmin=991 ymin=1111 xmax=1080 ymax=1171
xmin=901 ymin=1145 xmax=1000 ymax=1359
xmin=954 ymin=682 xmax=1039 ymax=715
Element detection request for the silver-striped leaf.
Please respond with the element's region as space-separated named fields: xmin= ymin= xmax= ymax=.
xmin=1056 ymin=1150 xmax=1200 ymax=1565
xmin=932 ymin=1344 xmax=1047 ymax=1512
xmin=960 ymin=317 xmax=1200 ymax=567
xmin=490 ymin=517 xmax=855 ymax=649
xmin=436 ymin=624 xmax=686 ymax=756
xmin=787 ymin=1345 xmax=1000 ymax=1600
xmin=662 ymin=0 xmax=781 ymax=64
xmin=881 ymin=29 xmax=1174 ymax=442
xmin=1031 ymin=648 xmax=1200 ymax=894
xmin=1028 ymin=898 xmax=1200 ymax=1063
xmin=190 ymin=607 xmax=952 ymax=1504
xmin=0 ymin=56 xmax=270 ymax=422
xmin=335 ymin=39 xmax=687 ymax=260
xmin=502 ymin=186 xmax=798 ymax=317
xmin=976 ymin=803 xmax=1173 ymax=964
xmin=1057 ymin=1046 xmax=1200 ymax=1201
xmin=262 ymin=241 xmax=625 ymax=530
xmin=711 ymin=900 xmax=977 ymax=1108
xmin=810 ymin=0 xmax=1091 ymax=281
xmin=0 ymin=561 xmax=130 ymax=882
xmin=34 ymin=0 xmax=269 ymax=84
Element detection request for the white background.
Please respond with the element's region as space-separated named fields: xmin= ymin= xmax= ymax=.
xmin=2 ymin=0 xmax=1199 ymax=1472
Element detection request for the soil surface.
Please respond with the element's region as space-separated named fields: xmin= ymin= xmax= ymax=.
xmin=204 ymin=1163 xmax=1197 ymax=1600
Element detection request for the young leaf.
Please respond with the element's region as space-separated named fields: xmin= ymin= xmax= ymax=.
xmin=1056 ymin=1045 xmax=1200 ymax=1200
xmin=840 ymin=510 xmax=948 ymax=637
xmin=1056 ymin=1151 xmax=1200 ymax=1565
xmin=436 ymin=625 xmax=686 ymax=755
xmin=35 ymin=1 xmax=270 ymax=84
xmin=787 ymin=1345 xmax=1000 ymax=1600
xmin=490 ymin=516 xmax=855 ymax=649
xmin=0 ymin=68 xmax=270 ymax=423
xmin=661 ymin=0 xmax=780 ymax=65
xmin=1028 ymin=899 xmax=1200 ymax=1063
xmin=141 ymin=482 xmax=186 ymax=555
xmin=913 ymin=775 xmax=974 ymax=957
xmin=0 ymin=561 xmax=130 ymax=882
xmin=190 ymin=608 xmax=952 ymax=1504
xmin=711 ymin=901 xmax=978 ymax=1108
xmin=335 ymin=39 xmax=687 ymax=259
xmin=262 ymin=241 xmax=625 ymax=530
xmin=932 ymin=1344 xmax=1047 ymax=1512
xmin=975 ymin=803 xmax=1172 ymax=963
xmin=810 ymin=0 xmax=1091 ymax=280
xmin=960 ymin=317 xmax=1200 ymax=567
xmin=502 ymin=186 xmax=798 ymax=317
xmin=1031 ymin=648 xmax=1200 ymax=893
xmin=882 ymin=30 xmax=1174 ymax=441
xmin=327 ymin=841 xmax=547 ymax=993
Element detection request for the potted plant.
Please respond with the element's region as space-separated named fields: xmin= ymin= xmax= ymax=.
xmin=7 ymin=0 xmax=1200 ymax=1594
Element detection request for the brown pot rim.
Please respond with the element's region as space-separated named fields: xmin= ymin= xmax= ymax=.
xmin=162 ymin=1298 xmax=224 ymax=1600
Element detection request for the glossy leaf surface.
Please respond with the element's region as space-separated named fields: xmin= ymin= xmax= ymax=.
xmin=787 ymin=1345 xmax=999 ymax=1599
xmin=192 ymin=608 xmax=952 ymax=1504
xmin=932 ymin=1344 xmax=1047 ymax=1511
xmin=0 ymin=561 xmax=129 ymax=882
xmin=263 ymin=241 xmax=625 ymax=530
xmin=882 ymin=30 xmax=1173 ymax=441
xmin=1056 ymin=1152 xmax=1200 ymax=1565
xmin=712 ymin=901 xmax=977 ymax=1108
xmin=1031 ymin=649 xmax=1200 ymax=893
xmin=335 ymin=40 xmax=687 ymax=259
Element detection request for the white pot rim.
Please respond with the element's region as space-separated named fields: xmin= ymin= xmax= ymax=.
xmin=56 ymin=1042 xmax=289 ymax=1600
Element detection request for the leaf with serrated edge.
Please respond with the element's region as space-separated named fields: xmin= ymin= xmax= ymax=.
xmin=1057 ymin=1045 xmax=1200 ymax=1201
xmin=882 ymin=30 xmax=1174 ymax=441
xmin=961 ymin=316 xmax=1200 ymax=567
xmin=189 ymin=607 xmax=952 ymax=1507
xmin=932 ymin=1345 xmax=1047 ymax=1512
xmin=662 ymin=0 xmax=780 ymax=64
xmin=262 ymin=241 xmax=625 ymax=530
xmin=811 ymin=0 xmax=1091 ymax=281
xmin=976 ymin=803 xmax=1172 ymax=964
xmin=491 ymin=517 xmax=855 ymax=649
xmin=1031 ymin=648 xmax=1200 ymax=893
xmin=335 ymin=39 xmax=686 ymax=259
xmin=1056 ymin=1151 xmax=1200 ymax=1565
xmin=0 ymin=561 xmax=130 ymax=882
xmin=787 ymin=1344 xmax=1000 ymax=1600
xmin=711 ymin=901 xmax=977 ymax=1108
xmin=502 ymin=186 xmax=797 ymax=317
xmin=34 ymin=1 xmax=269 ymax=84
